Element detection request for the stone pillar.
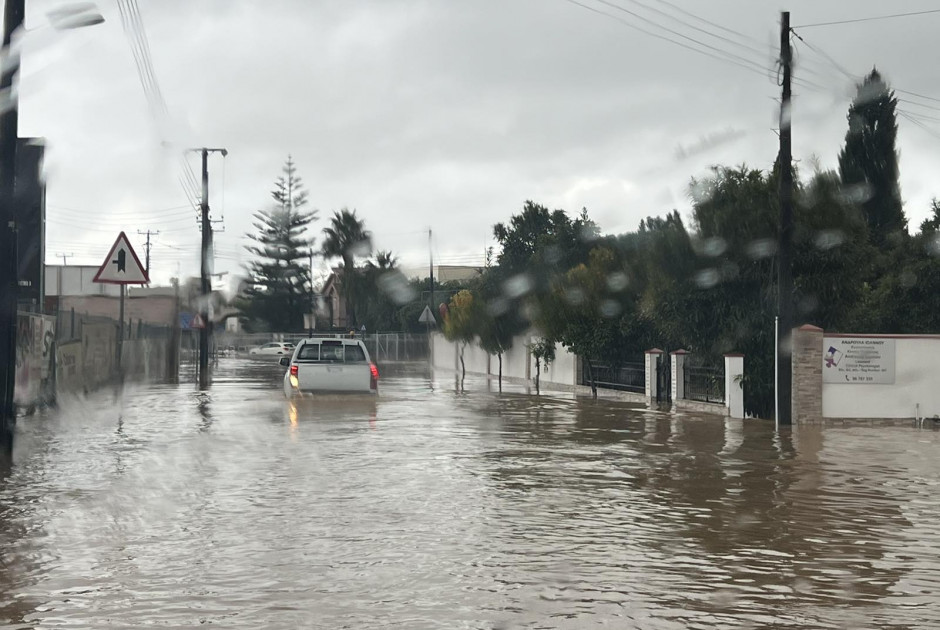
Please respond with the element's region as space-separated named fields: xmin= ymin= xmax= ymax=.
xmin=645 ymin=348 xmax=663 ymax=400
xmin=724 ymin=353 xmax=744 ymax=419
xmin=670 ymin=349 xmax=688 ymax=401
xmin=791 ymin=324 xmax=823 ymax=423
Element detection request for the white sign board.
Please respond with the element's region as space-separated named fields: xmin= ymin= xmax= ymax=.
xmin=93 ymin=231 xmax=149 ymax=284
xmin=823 ymin=337 xmax=896 ymax=384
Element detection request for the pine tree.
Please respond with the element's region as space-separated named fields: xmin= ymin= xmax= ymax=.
xmin=239 ymin=157 xmax=317 ymax=332
xmin=838 ymin=69 xmax=906 ymax=246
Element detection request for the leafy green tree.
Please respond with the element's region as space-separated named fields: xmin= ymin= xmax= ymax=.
xmin=838 ymin=69 xmax=906 ymax=247
xmin=321 ymin=209 xmax=373 ymax=328
xmin=530 ymin=337 xmax=556 ymax=395
xmin=354 ymin=251 xmax=415 ymax=332
xmin=492 ymin=201 xmax=599 ymax=320
xmin=920 ymin=199 xmax=940 ymax=234
xmin=535 ymin=247 xmax=627 ymax=399
xmin=397 ymin=279 xmax=472 ymax=333
xmin=442 ymin=289 xmax=477 ymax=383
xmin=686 ymin=166 xmax=778 ymax=417
xmin=239 ymin=157 xmax=316 ymax=332
xmin=853 ymin=199 xmax=940 ymax=333
xmin=472 ymin=268 xmax=526 ymax=392
xmin=794 ymin=169 xmax=871 ymax=331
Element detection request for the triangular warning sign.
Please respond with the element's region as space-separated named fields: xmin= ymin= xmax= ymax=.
xmin=93 ymin=231 xmax=150 ymax=284
xmin=418 ymin=305 xmax=436 ymax=324
xmin=191 ymin=314 xmax=206 ymax=329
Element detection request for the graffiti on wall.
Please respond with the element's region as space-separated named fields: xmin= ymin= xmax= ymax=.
xmin=13 ymin=314 xmax=53 ymax=406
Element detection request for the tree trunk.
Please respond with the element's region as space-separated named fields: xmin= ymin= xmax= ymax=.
xmin=586 ymin=358 xmax=597 ymax=399
xmin=498 ymin=353 xmax=502 ymax=392
xmin=535 ymin=358 xmax=541 ymax=395
xmin=459 ymin=343 xmax=466 ymax=382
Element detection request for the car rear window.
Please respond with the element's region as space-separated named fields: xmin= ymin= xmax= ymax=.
xmin=320 ymin=342 xmax=344 ymax=362
xmin=297 ymin=344 xmax=319 ymax=360
xmin=345 ymin=344 xmax=366 ymax=363
xmin=295 ymin=341 xmax=366 ymax=363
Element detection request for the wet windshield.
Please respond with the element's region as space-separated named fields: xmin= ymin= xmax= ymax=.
xmin=2 ymin=1 xmax=940 ymax=628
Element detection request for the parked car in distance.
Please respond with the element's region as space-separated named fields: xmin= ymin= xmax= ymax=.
xmin=280 ymin=338 xmax=378 ymax=397
xmin=249 ymin=342 xmax=295 ymax=356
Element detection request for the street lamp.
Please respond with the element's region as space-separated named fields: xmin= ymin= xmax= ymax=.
xmin=0 ymin=0 xmax=104 ymax=452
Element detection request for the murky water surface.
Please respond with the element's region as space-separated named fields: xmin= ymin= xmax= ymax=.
xmin=2 ymin=360 xmax=940 ymax=629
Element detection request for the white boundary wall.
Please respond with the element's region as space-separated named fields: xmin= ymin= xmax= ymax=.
xmin=431 ymin=333 xmax=579 ymax=387
xmin=822 ymin=335 xmax=940 ymax=419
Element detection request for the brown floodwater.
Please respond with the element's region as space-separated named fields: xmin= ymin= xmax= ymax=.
xmin=1 ymin=359 xmax=938 ymax=629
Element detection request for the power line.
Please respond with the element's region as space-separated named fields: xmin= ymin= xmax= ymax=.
xmin=790 ymin=27 xmax=940 ymax=127
xmin=895 ymin=87 xmax=940 ymax=104
xmin=619 ymin=0 xmax=768 ymax=57
xmin=560 ymin=0 xmax=772 ymax=81
xmin=591 ymin=0 xmax=772 ymax=75
xmin=899 ymin=109 xmax=940 ymax=124
xmin=116 ymin=0 xmax=202 ymax=209
xmin=792 ymin=9 xmax=940 ymax=29
xmin=790 ymin=29 xmax=856 ymax=81
xmin=650 ymin=0 xmax=765 ymax=45
xmin=899 ymin=111 xmax=940 ymax=142
xmin=898 ymin=99 xmax=940 ymax=115
xmin=48 ymin=203 xmax=192 ymax=216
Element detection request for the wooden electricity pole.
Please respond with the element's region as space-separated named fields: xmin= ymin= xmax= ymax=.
xmin=194 ymin=147 xmax=227 ymax=389
xmin=777 ymin=11 xmax=794 ymax=426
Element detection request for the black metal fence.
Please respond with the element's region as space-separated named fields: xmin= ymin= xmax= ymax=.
xmin=584 ymin=360 xmax=646 ymax=393
xmin=684 ymin=364 xmax=725 ymax=404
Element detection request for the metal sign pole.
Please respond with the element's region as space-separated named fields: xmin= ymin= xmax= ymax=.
xmin=118 ymin=284 xmax=125 ymax=373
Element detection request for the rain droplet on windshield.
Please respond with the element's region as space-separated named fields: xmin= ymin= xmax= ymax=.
xmin=927 ymin=234 xmax=940 ymax=257
xmin=746 ymin=238 xmax=776 ymax=259
xmin=606 ymin=271 xmax=629 ymax=292
xmin=599 ymin=299 xmax=621 ymax=318
xmin=503 ymin=273 xmax=533 ymax=299
xmin=694 ymin=268 xmax=720 ymax=289
xmin=564 ymin=287 xmax=585 ymax=306
xmin=377 ymin=271 xmax=416 ymax=305
xmin=699 ymin=236 xmax=727 ymax=258
xmin=814 ymin=229 xmax=845 ymax=251
xmin=487 ymin=297 xmax=509 ymax=316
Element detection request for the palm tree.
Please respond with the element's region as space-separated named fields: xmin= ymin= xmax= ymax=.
xmin=321 ymin=209 xmax=373 ymax=327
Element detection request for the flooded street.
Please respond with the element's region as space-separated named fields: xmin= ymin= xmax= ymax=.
xmin=2 ymin=360 xmax=940 ymax=629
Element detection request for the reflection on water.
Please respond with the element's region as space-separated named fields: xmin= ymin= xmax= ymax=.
xmin=1 ymin=360 xmax=939 ymax=628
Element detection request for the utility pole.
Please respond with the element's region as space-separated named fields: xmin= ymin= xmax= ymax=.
xmin=428 ymin=228 xmax=434 ymax=315
xmin=194 ymin=147 xmax=227 ymax=389
xmin=0 ymin=0 xmax=24 ymax=454
xmin=308 ymin=245 xmax=315 ymax=337
xmin=777 ymin=10 xmax=793 ymax=427
xmin=137 ymin=229 xmax=158 ymax=278
xmin=56 ymin=252 xmax=73 ymax=266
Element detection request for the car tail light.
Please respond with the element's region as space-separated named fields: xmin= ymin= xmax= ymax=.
xmin=290 ymin=365 xmax=298 ymax=377
xmin=370 ymin=363 xmax=379 ymax=389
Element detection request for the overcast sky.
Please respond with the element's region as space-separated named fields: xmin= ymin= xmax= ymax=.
xmin=20 ymin=0 xmax=940 ymax=289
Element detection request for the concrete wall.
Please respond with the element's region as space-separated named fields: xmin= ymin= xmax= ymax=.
xmin=45 ymin=265 xmax=121 ymax=297
xmin=822 ymin=335 xmax=940 ymax=419
xmin=13 ymin=313 xmax=55 ymax=407
xmin=792 ymin=326 xmax=940 ymax=421
xmin=538 ymin=344 xmax=578 ymax=387
xmin=432 ymin=333 xmax=579 ymax=387
xmin=55 ymin=295 xmax=178 ymax=327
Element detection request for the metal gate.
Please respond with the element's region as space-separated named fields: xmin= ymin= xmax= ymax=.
xmin=657 ymin=352 xmax=671 ymax=403
xmin=370 ymin=334 xmax=400 ymax=362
